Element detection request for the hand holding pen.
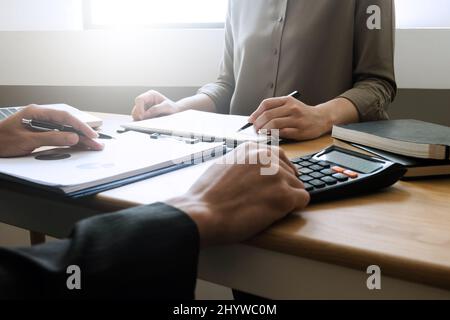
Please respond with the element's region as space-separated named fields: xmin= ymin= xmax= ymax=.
xmin=246 ymin=90 xmax=331 ymax=141
xmin=238 ymin=91 xmax=300 ymax=132
xmin=21 ymin=119 xmax=113 ymax=140
xmin=0 ymin=105 xmax=104 ymax=157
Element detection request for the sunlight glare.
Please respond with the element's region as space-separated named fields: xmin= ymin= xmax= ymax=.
xmin=91 ymin=0 xmax=228 ymax=26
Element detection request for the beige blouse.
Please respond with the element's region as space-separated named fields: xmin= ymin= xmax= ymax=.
xmin=198 ymin=0 xmax=396 ymax=121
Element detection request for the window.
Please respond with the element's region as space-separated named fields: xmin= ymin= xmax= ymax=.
xmin=83 ymin=0 xmax=450 ymax=30
xmin=396 ymin=0 xmax=450 ymax=28
xmin=84 ymin=0 xmax=228 ymax=29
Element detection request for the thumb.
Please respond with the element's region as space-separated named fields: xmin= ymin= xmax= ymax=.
xmin=31 ymin=131 xmax=80 ymax=149
xmin=292 ymin=188 xmax=311 ymax=211
xmin=132 ymin=99 xmax=147 ymax=121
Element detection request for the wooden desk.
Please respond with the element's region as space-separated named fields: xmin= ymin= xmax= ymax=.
xmin=1 ymin=112 xmax=450 ymax=299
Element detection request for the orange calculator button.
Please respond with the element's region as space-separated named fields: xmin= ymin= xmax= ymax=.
xmin=343 ymin=170 xmax=359 ymax=179
xmin=331 ymin=166 xmax=345 ymax=173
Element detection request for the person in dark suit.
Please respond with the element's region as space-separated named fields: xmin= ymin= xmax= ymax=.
xmin=0 ymin=106 xmax=310 ymax=299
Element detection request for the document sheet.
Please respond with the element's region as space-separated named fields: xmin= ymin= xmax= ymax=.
xmin=122 ymin=110 xmax=270 ymax=145
xmin=0 ymin=131 xmax=224 ymax=194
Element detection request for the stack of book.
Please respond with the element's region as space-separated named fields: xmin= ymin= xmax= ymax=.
xmin=332 ymin=119 xmax=450 ymax=179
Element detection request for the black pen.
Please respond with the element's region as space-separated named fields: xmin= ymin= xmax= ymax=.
xmin=237 ymin=90 xmax=301 ymax=132
xmin=21 ymin=119 xmax=113 ymax=140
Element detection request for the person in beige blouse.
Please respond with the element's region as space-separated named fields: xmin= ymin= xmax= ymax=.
xmin=132 ymin=0 xmax=396 ymax=141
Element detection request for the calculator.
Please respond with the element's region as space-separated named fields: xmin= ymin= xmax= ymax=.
xmin=291 ymin=146 xmax=407 ymax=203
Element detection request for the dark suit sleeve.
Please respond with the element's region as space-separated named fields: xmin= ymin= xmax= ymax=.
xmin=0 ymin=202 xmax=200 ymax=299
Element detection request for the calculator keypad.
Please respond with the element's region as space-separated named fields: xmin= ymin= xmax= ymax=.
xmin=299 ymin=175 xmax=313 ymax=182
xmin=299 ymin=168 xmax=313 ymax=175
xmin=310 ymin=180 xmax=326 ymax=188
xmin=310 ymin=172 xmax=325 ymax=179
xmin=292 ymin=156 xmax=359 ymax=193
xmin=333 ymin=173 xmax=349 ymax=182
xmin=321 ymin=176 xmax=338 ymax=185
xmin=320 ymin=169 xmax=334 ymax=175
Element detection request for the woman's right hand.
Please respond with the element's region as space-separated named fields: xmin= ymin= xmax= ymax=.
xmin=131 ymin=90 xmax=181 ymax=121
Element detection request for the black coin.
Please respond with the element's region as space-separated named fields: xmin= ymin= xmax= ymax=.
xmin=35 ymin=153 xmax=71 ymax=161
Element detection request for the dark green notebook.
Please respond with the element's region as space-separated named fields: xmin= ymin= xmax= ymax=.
xmin=332 ymin=120 xmax=450 ymax=160
xmin=333 ymin=139 xmax=450 ymax=179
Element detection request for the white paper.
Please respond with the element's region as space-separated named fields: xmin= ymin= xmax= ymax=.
xmin=122 ymin=110 xmax=269 ymax=144
xmin=0 ymin=131 xmax=224 ymax=193
xmin=102 ymin=160 xmax=215 ymax=205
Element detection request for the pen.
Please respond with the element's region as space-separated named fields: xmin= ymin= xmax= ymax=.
xmin=237 ymin=90 xmax=301 ymax=132
xmin=21 ymin=119 xmax=114 ymax=140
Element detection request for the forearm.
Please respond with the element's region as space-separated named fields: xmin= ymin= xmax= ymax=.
xmin=315 ymin=97 xmax=360 ymax=134
xmin=175 ymin=93 xmax=217 ymax=113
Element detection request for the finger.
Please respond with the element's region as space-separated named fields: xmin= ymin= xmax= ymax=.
xmin=249 ymin=97 xmax=289 ymax=123
xmin=78 ymin=136 xmax=105 ymax=151
xmin=133 ymin=90 xmax=169 ymax=120
xmin=280 ymin=166 xmax=305 ymax=189
xmin=277 ymin=148 xmax=299 ymax=176
xmin=132 ymin=104 xmax=145 ymax=121
xmin=291 ymin=188 xmax=311 ymax=210
xmin=253 ymin=105 xmax=293 ymax=130
xmin=277 ymin=160 xmax=302 ymax=186
xmin=256 ymin=146 xmax=299 ymax=180
xmin=263 ymin=146 xmax=297 ymax=176
xmin=31 ymin=131 xmax=79 ymax=149
xmin=132 ymin=92 xmax=154 ymax=121
xmin=24 ymin=107 xmax=98 ymax=139
xmin=143 ymin=102 xmax=173 ymax=119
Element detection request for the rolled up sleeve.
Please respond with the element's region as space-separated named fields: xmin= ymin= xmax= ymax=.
xmin=339 ymin=0 xmax=397 ymax=121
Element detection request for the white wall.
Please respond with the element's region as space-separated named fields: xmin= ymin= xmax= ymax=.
xmin=0 ymin=30 xmax=223 ymax=87
xmin=0 ymin=0 xmax=82 ymax=31
xmin=396 ymin=0 xmax=450 ymax=28
xmin=0 ymin=29 xmax=449 ymax=89
xmin=395 ymin=29 xmax=450 ymax=89
xmin=0 ymin=0 xmax=449 ymax=89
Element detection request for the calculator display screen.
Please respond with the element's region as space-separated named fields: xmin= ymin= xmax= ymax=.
xmin=318 ymin=151 xmax=383 ymax=174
